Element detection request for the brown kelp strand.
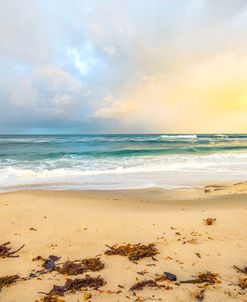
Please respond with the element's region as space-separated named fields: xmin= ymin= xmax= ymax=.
xmin=233 ymin=265 xmax=247 ymax=274
xmin=0 ymin=242 xmax=25 ymax=258
xmin=180 ymin=272 xmax=221 ymax=285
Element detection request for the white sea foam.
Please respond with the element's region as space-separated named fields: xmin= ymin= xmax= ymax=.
xmin=160 ymin=134 xmax=197 ymax=139
xmin=1 ymin=152 xmax=247 ymax=192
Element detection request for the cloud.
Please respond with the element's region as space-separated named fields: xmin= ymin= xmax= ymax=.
xmin=1 ymin=0 xmax=247 ymax=133
xmin=8 ymin=65 xmax=91 ymax=119
xmin=94 ymin=53 xmax=247 ymax=133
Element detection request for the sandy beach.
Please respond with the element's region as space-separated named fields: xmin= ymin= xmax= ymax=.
xmin=0 ymin=183 xmax=247 ymax=302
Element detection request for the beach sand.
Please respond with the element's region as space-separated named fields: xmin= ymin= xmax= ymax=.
xmin=0 ymin=183 xmax=247 ymax=301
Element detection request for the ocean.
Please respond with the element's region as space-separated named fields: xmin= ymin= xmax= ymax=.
xmin=0 ymin=134 xmax=247 ymax=192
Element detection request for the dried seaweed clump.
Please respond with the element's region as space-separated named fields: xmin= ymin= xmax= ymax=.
xmin=238 ymin=277 xmax=247 ymax=290
xmin=204 ymin=218 xmax=216 ymax=225
xmin=0 ymin=242 xmax=25 ymax=258
xmin=130 ymin=276 xmax=173 ymax=291
xmin=47 ymin=275 xmax=105 ymax=297
xmin=130 ymin=280 xmax=159 ymax=291
xmin=40 ymin=296 xmax=65 ymax=302
xmin=181 ymin=272 xmax=221 ymax=285
xmin=105 ymin=243 xmax=158 ymax=262
xmin=0 ymin=275 xmax=19 ymax=291
xmin=57 ymin=257 xmax=104 ymax=275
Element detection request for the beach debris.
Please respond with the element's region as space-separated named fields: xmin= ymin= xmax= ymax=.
xmin=31 ymin=255 xmax=104 ymax=280
xmin=185 ymin=238 xmax=198 ymax=244
xmin=26 ymin=255 xmax=61 ymax=280
xmin=195 ymin=252 xmax=201 ymax=258
xmin=180 ymin=272 xmax=221 ymax=285
xmin=44 ymin=255 xmax=60 ymax=271
xmin=45 ymin=275 xmax=105 ymax=297
xmin=118 ymin=284 xmax=125 ymax=288
xmin=194 ymin=289 xmax=205 ymax=301
xmin=0 ymin=242 xmax=25 ymax=258
xmin=83 ymin=293 xmax=92 ymax=300
xmin=0 ymin=275 xmax=19 ymax=291
xmin=163 ymin=272 xmax=177 ymax=281
xmin=33 ymin=255 xmax=60 ymax=271
xmin=57 ymin=257 xmax=104 ymax=275
xmin=130 ymin=277 xmax=173 ymax=291
xmin=238 ymin=277 xmax=247 ymax=290
xmin=137 ymin=270 xmax=148 ymax=276
xmin=105 ymin=243 xmax=158 ymax=262
xmin=130 ymin=272 xmax=176 ymax=291
xmin=233 ymin=265 xmax=247 ymax=274
xmin=39 ymin=296 xmax=65 ymax=302
xmin=130 ymin=280 xmax=160 ymax=291
xmin=204 ymin=218 xmax=216 ymax=225
xmin=30 ymin=227 xmax=38 ymax=231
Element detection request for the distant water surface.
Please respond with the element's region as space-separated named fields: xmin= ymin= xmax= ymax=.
xmin=0 ymin=134 xmax=247 ymax=191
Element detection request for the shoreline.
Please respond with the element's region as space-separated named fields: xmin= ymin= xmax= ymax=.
xmin=0 ymin=183 xmax=247 ymax=301
xmin=1 ymin=179 xmax=247 ymax=199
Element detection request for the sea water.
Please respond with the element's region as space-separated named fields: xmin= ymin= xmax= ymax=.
xmin=0 ymin=134 xmax=247 ymax=191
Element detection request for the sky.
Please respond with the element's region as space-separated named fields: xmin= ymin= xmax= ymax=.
xmin=1 ymin=0 xmax=247 ymax=134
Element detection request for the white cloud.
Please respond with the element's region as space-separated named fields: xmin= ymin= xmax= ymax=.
xmin=9 ymin=65 xmax=91 ymax=119
xmin=1 ymin=0 xmax=247 ymax=132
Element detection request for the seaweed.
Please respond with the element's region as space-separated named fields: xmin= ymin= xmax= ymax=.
xmin=57 ymin=257 xmax=104 ymax=275
xmin=204 ymin=218 xmax=216 ymax=225
xmin=0 ymin=242 xmax=25 ymax=258
xmin=29 ymin=255 xmax=61 ymax=278
xmin=238 ymin=277 xmax=247 ymax=290
xmin=180 ymin=272 xmax=221 ymax=285
xmin=40 ymin=296 xmax=65 ymax=302
xmin=233 ymin=265 xmax=247 ymax=274
xmin=195 ymin=289 xmax=205 ymax=301
xmin=105 ymin=243 xmax=158 ymax=262
xmin=130 ymin=278 xmax=173 ymax=291
xmin=130 ymin=273 xmax=176 ymax=291
xmin=0 ymin=275 xmax=19 ymax=291
xmin=45 ymin=275 xmax=105 ymax=297
xmin=31 ymin=255 xmax=104 ymax=281
xmin=130 ymin=280 xmax=160 ymax=291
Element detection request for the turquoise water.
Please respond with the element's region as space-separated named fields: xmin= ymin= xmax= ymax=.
xmin=1 ymin=134 xmax=247 ymax=191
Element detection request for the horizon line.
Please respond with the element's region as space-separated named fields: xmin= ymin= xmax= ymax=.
xmin=1 ymin=133 xmax=247 ymax=136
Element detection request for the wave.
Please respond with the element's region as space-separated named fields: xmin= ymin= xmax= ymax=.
xmin=17 ymin=144 xmax=247 ymax=159
xmin=160 ymin=134 xmax=197 ymax=139
xmin=1 ymin=151 xmax=247 ymax=191
xmin=2 ymin=134 xmax=247 ymax=145
xmin=1 ymin=134 xmax=247 ymax=191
